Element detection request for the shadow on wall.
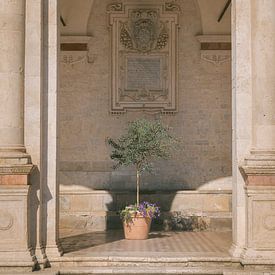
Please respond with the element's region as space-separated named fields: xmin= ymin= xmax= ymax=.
xmin=59 ymin=172 xmax=232 ymax=239
xmin=58 ymin=175 xmax=232 ymax=254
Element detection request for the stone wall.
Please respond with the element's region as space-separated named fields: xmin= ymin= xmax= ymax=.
xmin=58 ymin=0 xmax=232 ymax=234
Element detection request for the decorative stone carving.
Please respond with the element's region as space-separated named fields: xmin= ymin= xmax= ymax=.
xmin=165 ymin=2 xmax=181 ymax=12
xmin=196 ymin=35 xmax=231 ymax=65
xmin=108 ymin=2 xmax=179 ymax=114
xmin=60 ymin=35 xmax=93 ymax=66
xmin=61 ymin=54 xmax=86 ymax=65
xmin=201 ymin=50 xmax=231 ymax=65
xmin=0 ymin=210 xmax=13 ymax=231
xmin=107 ymin=2 xmax=123 ymax=12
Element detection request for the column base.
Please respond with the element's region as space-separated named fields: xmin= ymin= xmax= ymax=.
xmin=45 ymin=243 xmax=64 ymax=258
xmin=0 ymin=250 xmax=35 ymax=273
xmin=39 ymin=243 xmax=63 ymax=268
xmin=229 ymin=243 xmax=244 ymax=258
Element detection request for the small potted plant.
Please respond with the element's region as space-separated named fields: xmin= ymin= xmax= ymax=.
xmin=108 ymin=119 xmax=175 ymax=240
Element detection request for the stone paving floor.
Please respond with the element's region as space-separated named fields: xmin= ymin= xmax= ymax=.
xmin=60 ymin=230 xmax=232 ymax=258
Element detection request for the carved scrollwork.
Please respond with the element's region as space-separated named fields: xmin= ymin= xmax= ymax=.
xmin=165 ymin=2 xmax=181 ymax=12
xmin=107 ymin=2 xmax=123 ymax=12
xmin=0 ymin=210 xmax=13 ymax=231
xmin=120 ymin=88 xmax=168 ymax=102
xmin=201 ymin=51 xmax=231 ymax=65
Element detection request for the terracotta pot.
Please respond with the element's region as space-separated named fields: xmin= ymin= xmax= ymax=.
xmin=123 ymin=214 xmax=152 ymax=240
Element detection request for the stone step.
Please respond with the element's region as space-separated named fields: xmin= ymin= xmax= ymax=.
xmin=50 ymin=255 xmax=241 ymax=269
xmin=58 ymin=266 xmax=240 ymax=275
xmin=49 ymin=255 xmax=243 ymax=275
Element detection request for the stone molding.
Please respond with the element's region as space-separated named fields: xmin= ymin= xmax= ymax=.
xmin=239 ymin=152 xmax=275 ymax=186
xmin=60 ymin=36 xmax=92 ymax=44
xmin=196 ymin=35 xmax=231 ymax=43
xmin=0 ymin=165 xmax=33 ymax=175
xmin=200 ymin=50 xmax=231 ymax=65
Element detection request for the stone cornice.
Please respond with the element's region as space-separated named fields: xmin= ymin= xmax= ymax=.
xmin=240 ymin=165 xmax=275 ymax=176
xmin=196 ymin=35 xmax=231 ymax=43
xmin=239 ymin=153 xmax=275 ymax=186
xmin=60 ymin=35 xmax=92 ymax=44
xmin=0 ymin=165 xmax=34 ymax=175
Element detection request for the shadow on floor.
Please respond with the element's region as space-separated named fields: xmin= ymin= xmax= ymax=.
xmin=60 ymin=230 xmax=232 ymax=256
xmin=60 ymin=230 xmax=171 ymax=254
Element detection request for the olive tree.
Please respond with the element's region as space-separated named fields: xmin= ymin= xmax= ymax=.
xmin=108 ymin=119 xmax=176 ymax=206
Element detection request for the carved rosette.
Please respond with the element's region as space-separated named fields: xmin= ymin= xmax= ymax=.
xmin=0 ymin=210 xmax=13 ymax=231
xmin=108 ymin=2 xmax=179 ymax=114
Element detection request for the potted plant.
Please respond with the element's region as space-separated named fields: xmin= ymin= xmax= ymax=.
xmin=108 ymin=119 xmax=175 ymax=240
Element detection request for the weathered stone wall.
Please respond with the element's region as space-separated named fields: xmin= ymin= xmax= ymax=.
xmin=58 ymin=0 xmax=232 ymax=234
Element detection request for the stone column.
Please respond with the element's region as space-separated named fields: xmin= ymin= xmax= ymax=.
xmin=0 ymin=0 xmax=33 ymax=269
xmin=39 ymin=0 xmax=63 ymax=265
xmin=230 ymin=0 xmax=253 ymax=258
xmin=240 ymin=0 xmax=275 ymax=262
xmin=0 ymin=0 xmax=27 ymax=158
xmin=251 ymin=0 xmax=275 ymax=152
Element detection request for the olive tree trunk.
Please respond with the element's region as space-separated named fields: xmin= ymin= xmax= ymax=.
xmin=136 ymin=169 xmax=140 ymax=206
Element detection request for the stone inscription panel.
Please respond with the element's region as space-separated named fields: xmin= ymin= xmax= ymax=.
xmin=108 ymin=2 xmax=179 ymax=113
xmin=126 ymin=57 xmax=161 ymax=90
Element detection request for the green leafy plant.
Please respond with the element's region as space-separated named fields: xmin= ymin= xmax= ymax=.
xmin=108 ymin=119 xmax=176 ymax=207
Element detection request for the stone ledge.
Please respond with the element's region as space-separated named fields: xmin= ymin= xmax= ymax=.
xmin=239 ymin=152 xmax=275 ymax=186
xmin=0 ymin=165 xmax=33 ymax=175
xmin=60 ymin=188 xmax=232 ymax=195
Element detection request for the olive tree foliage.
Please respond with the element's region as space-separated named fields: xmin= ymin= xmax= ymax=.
xmin=108 ymin=119 xmax=176 ymax=205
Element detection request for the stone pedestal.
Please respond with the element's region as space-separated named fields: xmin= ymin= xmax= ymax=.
xmin=244 ymin=186 xmax=275 ymax=260
xmin=0 ymin=166 xmax=34 ymax=268
xmin=240 ymin=153 xmax=275 ymax=260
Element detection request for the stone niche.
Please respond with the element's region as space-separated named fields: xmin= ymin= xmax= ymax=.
xmin=107 ymin=2 xmax=180 ymax=114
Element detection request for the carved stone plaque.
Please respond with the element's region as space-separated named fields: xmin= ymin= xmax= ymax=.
xmin=108 ymin=2 xmax=179 ymax=114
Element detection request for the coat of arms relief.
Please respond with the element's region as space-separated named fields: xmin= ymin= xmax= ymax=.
xmin=120 ymin=9 xmax=168 ymax=52
xmin=108 ymin=2 xmax=180 ymax=114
